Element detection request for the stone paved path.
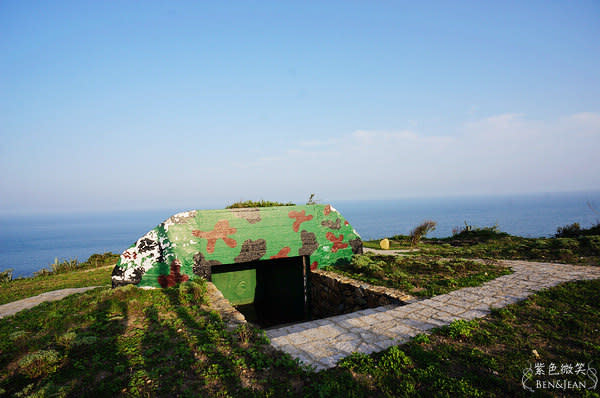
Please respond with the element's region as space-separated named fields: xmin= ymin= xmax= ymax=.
xmin=0 ymin=287 xmax=103 ymax=319
xmin=266 ymin=260 xmax=600 ymax=370
xmin=363 ymin=247 xmax=418 ymax=255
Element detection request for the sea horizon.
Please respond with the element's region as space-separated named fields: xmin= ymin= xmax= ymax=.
xmin=1 ymin=190 xmax=599 ymax=278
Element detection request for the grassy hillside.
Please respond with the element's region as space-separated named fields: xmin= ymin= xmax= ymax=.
xmin=1 ymin=266 xmax=598 ymax=396
xmin=1 ymin=227 xmax=599 ymax=396
xmin=0 ymin=253 xmax=118 ymax=305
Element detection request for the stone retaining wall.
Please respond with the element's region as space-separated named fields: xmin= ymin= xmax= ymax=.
xmin=205 ymin=282 xmax=247 ymax=330
xmin=309 ymin=269 xmax=415 ymax=319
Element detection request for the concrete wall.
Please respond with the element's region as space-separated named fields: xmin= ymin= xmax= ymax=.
xmin=309 ymin=269 xmax=415 ymax=319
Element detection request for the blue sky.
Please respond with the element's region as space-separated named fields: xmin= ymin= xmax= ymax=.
xmin=1 ymin=1 xmax=599 ymax=214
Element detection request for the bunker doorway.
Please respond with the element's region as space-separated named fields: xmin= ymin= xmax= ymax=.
xmin=210 ymin=256 xmax=308 ymax=328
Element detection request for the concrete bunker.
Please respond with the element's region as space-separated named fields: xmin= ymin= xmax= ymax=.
xmin=111 ymin=204 xmax=365 ymax=327
xmin=211 ymin=256 xmax=309 ymax=327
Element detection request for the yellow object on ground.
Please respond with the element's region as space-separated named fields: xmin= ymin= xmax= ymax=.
xmin=379 ymin=238 xmax=390 ymax=250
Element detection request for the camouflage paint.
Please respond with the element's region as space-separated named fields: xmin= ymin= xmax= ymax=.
xmin=111 ymin=204 xmax=363 ymax=291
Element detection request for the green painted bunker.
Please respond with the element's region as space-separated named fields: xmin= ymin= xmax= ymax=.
xmin=112 ymin=204 xmax=363 ymax=324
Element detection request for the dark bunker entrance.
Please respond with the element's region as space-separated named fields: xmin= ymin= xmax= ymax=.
xmin=210 ymin=256 xmax=309 ymax=328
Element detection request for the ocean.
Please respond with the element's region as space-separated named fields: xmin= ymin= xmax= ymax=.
xmin=1 ymin=191 xmax=599 ymax=278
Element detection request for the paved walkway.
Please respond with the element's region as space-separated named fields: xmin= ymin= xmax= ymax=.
xmin=363 ymin=247 xmax=418 ymax=255
xmin=266 ymin=260 xmax=600 ymax=370
xmin=0 ymin=287 xmax=103 ymax=319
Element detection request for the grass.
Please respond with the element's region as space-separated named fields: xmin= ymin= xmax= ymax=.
xmin=0 ymin=280 xmax=308 ymax=397
xmin=33 ymin=253 xmax=120 ymax=276
xmin=318 ymin=279 xmax=600 ymax=397
xmin=324 ymin=253 xmax=513 ymax=297
xmin=1 ymin=231 xmax=598 ymax=396
xmin=364 ymin=227 xmax=600 ymax=266
xmin=225 ymin=200 xmax=296 ymax=209
xmin=0 ymin=267 xmax=112 ymax=305
xmin=1 ymin=273 xmax=598 ymax=397
xmin=0 ymin=253 xmax=118 ymax=305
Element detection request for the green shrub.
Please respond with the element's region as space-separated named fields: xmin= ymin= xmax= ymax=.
xmin=347 ymin=254 xmax=387 ymax=279
xmin=0 ymin=268 xmax=13 ymax=283
xmin=180 ymin=280 xmax=207 ymax=305
xmin=378 ymin=346 xmax=413 ymax=375
xmin=32 ymin=252 xmax=119 ymax=277
xmin=350 ymin=255 xmax=384 ymax=272
xmin=446 ymin=319 xmax=478 ymax=339
xmin=85 ymin=252 xmax=120 ymax=268
xmin=338 ymin=352 xmax=375 ymax=373
xmin=413 ymin=334 xmax=431 ymax=344
xmin=226 ymin=200 xmax=295 ymax=209
xmin=578 ymin=235 xmax=600 ymax=255
xmin=9 ymin=330 xmax=28 ymax=344
xmin=234 ymin=324 xmax=253 ymax=345
xmin=18 ymin=350 xmax=62 ymax=378
xmin=306 ymin=371 xmax=365 ymax=397
xmin=451 ymin=223 xmax=509 ymax=242
xmin=556 ymin=221 xmax=600 ymax=238
xmin=34 ymin=258 xmax=81 ymax=276
xmin=56 ymin=331 xmax=78 ymax=349
xmin=556 ymin=222 xmax=581 ymax=238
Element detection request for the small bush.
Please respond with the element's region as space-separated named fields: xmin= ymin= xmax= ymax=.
xmin=409 ymin=220 xmax=437 ymax=246
xmin=226 ymin=200 xmax=295 ymax=209
xmin=85 ymin=252 xmax=120 ymax=268
xmin=18 ymin=350 xmax=62 ymax=378
xmin=180 ymin=280 xmax=207 ymax=304
xmin=350 ymin=255 xmax=384 ymax=272
xmin=348 ymin=255 xmax=387 ymax=279
xmin=0 ymin=268 xmax=13 ymax=283
xmin=338 ymin=352 xmax=375 ymax=373
xmin=556 ymin=222 xmax=600 ymax=238
xmin=34 ymin=258 xmax=80 ymax=276
xmin=556 ymin=222 xmax=582 ymax=238
xmin=579 ymin=235 xmax=600 ymax=255
xmin=379 ymin=346 xmax=413 ymax=375
xmin=234 ymin=324 xmax=253 ymax=345
xmin=56 ymin=331 xmax=78 ymax=349
xmin=32 ymin=252 xmax=119 ymax=277
xmin=9 ymin=330 xmax=28 ymax=344
xmin=413 ymin=333 xmax=431 ymax=344
xmin=451 ymin=223 xmax=509 ymax=242
xmin=446 ymin=319 xmax=478 ymax=339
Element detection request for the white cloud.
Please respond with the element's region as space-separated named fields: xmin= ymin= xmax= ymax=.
xmin=559 ymin=112 xmax=600 ymax=135
xmin=231 ymin=112 xmax=600 ymax=199
xmin=4 ymin=112 xmax=598 ymax=212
